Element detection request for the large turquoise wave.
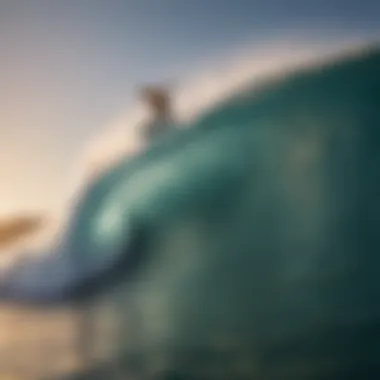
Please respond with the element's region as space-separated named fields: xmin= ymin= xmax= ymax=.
xmin=2 ymin=45 xmax=380 ymax=379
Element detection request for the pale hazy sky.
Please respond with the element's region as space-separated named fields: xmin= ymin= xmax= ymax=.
xmin=1 ymin=0 xmax=380 ymax=218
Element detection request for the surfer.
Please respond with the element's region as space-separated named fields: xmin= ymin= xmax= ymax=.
xmin=139 ymin=85 xmax=175 ymax=142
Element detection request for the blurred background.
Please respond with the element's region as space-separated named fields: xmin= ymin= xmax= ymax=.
xmin=1 ymin=0 xmax=380 ymax=378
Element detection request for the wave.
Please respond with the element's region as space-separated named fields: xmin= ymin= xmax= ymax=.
xmin=3 ymin=35 xmax=377 ymax=257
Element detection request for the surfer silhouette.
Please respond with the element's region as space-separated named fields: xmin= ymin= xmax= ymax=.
xmin=139 ymin=86 xmax=175 ymax=142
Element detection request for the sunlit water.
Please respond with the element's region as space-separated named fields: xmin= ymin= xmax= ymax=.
xmin=0 ymin=304 xmax=119 ymax=379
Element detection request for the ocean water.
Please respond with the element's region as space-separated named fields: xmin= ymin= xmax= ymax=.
xmin=0 ymin=303 xmax=120 ymax=379
xmin=1 ymin=41 xmax=380 ymax=379
xmin=1 ymin=41 xmax=343 ymax=379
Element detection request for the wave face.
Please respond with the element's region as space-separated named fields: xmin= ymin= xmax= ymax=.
xmin=109 ymin=46 xmax=380 ymax=379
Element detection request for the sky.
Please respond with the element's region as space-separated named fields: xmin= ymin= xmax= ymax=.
xmin=1 ymin=0 xmax=380 ymax=219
